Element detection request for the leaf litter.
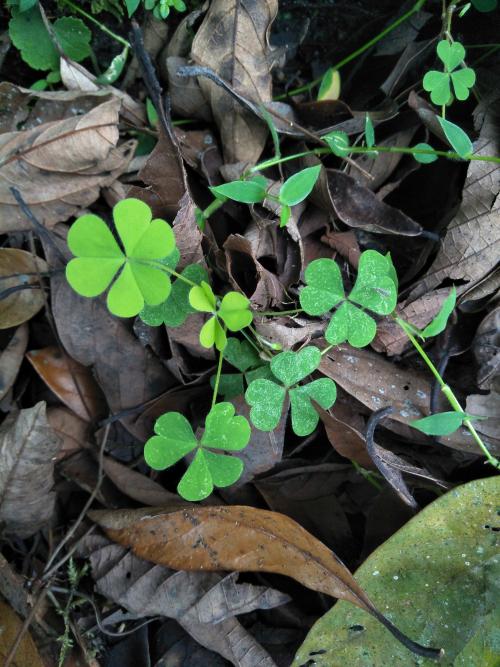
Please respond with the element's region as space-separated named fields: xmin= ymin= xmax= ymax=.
xmin=0 ymin=2 xmax=499 ymax=666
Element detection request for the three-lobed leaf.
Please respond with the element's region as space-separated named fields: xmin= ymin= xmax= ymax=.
xmin=423 ymin=40 xmax=475 ymax=105
xmin=300 ymin=258 xmax=344 ymax=316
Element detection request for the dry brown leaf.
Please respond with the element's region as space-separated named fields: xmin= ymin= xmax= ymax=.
xmin=46 ymin=406 xmax=89 ymax=460
xmin=190 ymin=0 xmax=278 ymax=165
xmin=0 ymin=249 xmax=48 ymax=329
xmin=0 ymin=599 xmax=45 ymax=667
xmin=409 ymin=107 xmax=500 ymax=299
xmin=78 ymin=534 xmax=283 ymax=666
xmin=0 ymin=402 xmax=60 ymax=537
xmin=472 ymin=306 xmax=500 ymax=390
xmin=317 ymin=400 xmax=373 ymax=469
xmin=89 ymin=504 xmax=440 ymax=656
xmin=27 ymin=346 xmax=104 ymax=422
xmin=0 ymin=98 xmax=134 ymax=232
xmin=466 ymin=391 xmax=500 ymax=442
xmin=0 ymin=324 xmax=28 ymax=401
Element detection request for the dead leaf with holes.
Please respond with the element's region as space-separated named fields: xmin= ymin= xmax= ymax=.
xmin=0 ymin=98 xmax=135 ymax=232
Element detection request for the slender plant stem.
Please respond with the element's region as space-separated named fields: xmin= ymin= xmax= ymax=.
xmin=211 ymin=343 xmax=225 ymax=408
xmin=352 ymin=461 xmax=384 ymax=491
xmin=202 ymin=198 xmax=225 ymax=219
xmin=276 ymin=0 xmax=429 ymax=99
xmin=395 ymin=317 xmax=499 ymax=468
xmin=257 ymin=308 xmax=303 ymax=317
xmin=147 ymin=261 xmax=198 ymax=288
xmin=240 ymin=327 xmax=264 ymax=355
xmin=60 ymin=0 xmax=130 ymax=48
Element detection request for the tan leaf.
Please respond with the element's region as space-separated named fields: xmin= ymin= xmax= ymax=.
xmin=0 ymin=249 xmax=47 ymax=329
xmin=46 ymin=406 xmax=89 ymax=461
xmin=0 ymin=324 xmax=28 ymax=401
xmin=0 ymin=98 xmax=135 ymax=232
xmin=27 ymin=346 xmax=104 ymax=422
xmin=0 ymin=599 xmax=44 ymax=667
xmin=89 ymin=505 xmax=440 ymax=656
xmin=191 ymin=0 xmax=278 ymax=164
xmin=0 ymin=402 xmax=61 ymax=537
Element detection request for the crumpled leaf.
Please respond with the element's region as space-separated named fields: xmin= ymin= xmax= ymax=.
xmin=0 ymin=98 xmax=135 ymax=232
xmin=0 ymin=402 xmax=60 ymax=537
xmin=190 ymin=0 xmax=278 ymax=164
xmin=0 ymin=249 xmax=48 ymax=329
xmin=294 ymin=477 xmax=498 ymax=666
xmin=79 ymin=534 xmax=285 ymax=666
xmin=90 ymin=505 xmax=442 ymax=659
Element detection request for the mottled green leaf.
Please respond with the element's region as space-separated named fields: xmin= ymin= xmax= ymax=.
xmin=245 ymin=379 xmax=286 ymax=431
xmin=271 ymin=346 xmax=321 ymax=387
xmin=300 ymin=258 xmax=345 ymax=316
xmin=289 ymin=378 xmax=337 ymax=436
xmin=325 ymin=301 xmax=377 ymax=348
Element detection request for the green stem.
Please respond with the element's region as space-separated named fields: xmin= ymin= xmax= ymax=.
xmin=147 ymin=261 xmax=198 ymax=288
xmin=240 ymin=328 xmax=265 ymax=355
xmin=202 ymin=198 xmax=225 ymax=220
xmin=276 ymin=0 xmax=429 ymax=99
xmin=257 ymin=308 xmax=303 ymax=317
xmin=211 ymin=342 xmax=225 ymax=408
xmin=320 ymin=344 xmax=334 ymax=356
xmin=60 ymin=0 xmax=130 ymax=49
xmin=395 ymin=317 xmax=499 ymax=468
xmin=352 ymin=461 xmax=384 ymax=491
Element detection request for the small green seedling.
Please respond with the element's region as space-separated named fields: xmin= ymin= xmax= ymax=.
xmin=245 ymin=346 xmax=336 ymax=436
xmin=423 ymin=40 xmax=476 ymax=106
xmin=66 ymin=198 xmax=176 ymax=318
xmin=189 ymin=282 xmax=253 ymax=351
xmin=125 ymin=0 xmax=186 ymax=18
xmin=300 ymin=250 xmax=398 ymax=348
xmin=144 ymin=402 xmax=251 ymax=501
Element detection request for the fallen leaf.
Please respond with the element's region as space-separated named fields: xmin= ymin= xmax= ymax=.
xmin=295 ymin=477 xmax=498 ymax=666
xmin=46 ymin=406 xmax=89 ymax=460
xmin=0 ymin=249 xmax=47 ymax=329
xmin=90 ymin=504 xmax=442 ymax=656
xmin=0 ymin=324 xmax=28 ymax=401
xmin=190 ymin=0 xmax=278 ymax=165
xmin=0 ymin=402 xmax=60 ymax=537
xmin=317 ymin=400 xmax=373 ymax=469
xmin=79 ymin=534 xmax=284 ymax=666
xmin=0 ymin=599 xmax=44 ymax=667
xmin=472 ymin=305 xmax=500 ymax=390
xmin=0 ymin=98 xmax=135 ymax=232
xmin=465 ymin=391 xmax=500 ymax=441
xmin=409 ymin=104 xmax=500 ymax=299
xmin=27 ymin=346 xmax=104 ymax=421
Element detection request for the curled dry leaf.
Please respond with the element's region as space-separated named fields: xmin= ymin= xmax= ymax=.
xmin=27 ymin=346 xmax=104 ymax=422
xmin=190 ymin=0 xmax=278 ymax=165
xmin=78 ymin=534 xmax=283 ymax=666
xmin=0 ymin=402 xmax=60 ymax=537
xmin=0 ymin=98 xmax=135 ymax=232
xmin=0 ymin=249 xmax=47 ymax=330
xmin=0 ymin=323 xmax=28 ymax=401
xmin=89 ymin=505 xmax=442 ymax=658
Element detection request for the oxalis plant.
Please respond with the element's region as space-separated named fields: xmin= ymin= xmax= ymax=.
xmin=66 ymin=191 xmax=498 ymax=502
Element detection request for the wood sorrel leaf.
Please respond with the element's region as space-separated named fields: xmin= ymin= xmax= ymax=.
xmin=411 ymin=411 xmax=466 ymax=436
xmin=437 ymin=116 xmax=473 ymax=158
xmin=300 ymin=258 xmax=345 ymax=316
xmin=437 ymin=40 xmax=465 ymax=71
xmin=325 ymin=301 xmax=377 ymax=348
xmin=422 ymin=70 xmax=452 ymax=106
xmin=189 ymin=281 xmax=217 ymax=313
xmin=450 ymin=67 xmax=476 ymax=100
xmin=279 ymin=166 xmax=321 ymax=206
xmin=420 ymin=287 xmax=456 ymax=339
xmin=144 ymin=412 xmax=197 ymax=470
xmin=223 ymin=338 xmax=261 ymax=373
xmin=348 ymin=250 xmax=397 ymax=315
xmin=289 ymin=378 xmax=337 ymax=436
xmin=245 ymin=379 xmax=286 ymax=431
xmin=201 ymin=402 xmax=251 ymax=451
xmin=210 ymin=373 xmax=245 ymax=399
xmin=218 ymin=292 xmax=253 ymax=331
xmin=210 ymin=180 xmax=267 ymax=204
xmin=199 ymin=316 xmax=227 ymax=351
xmin=271 ymin=346 xmax=321 ymax=387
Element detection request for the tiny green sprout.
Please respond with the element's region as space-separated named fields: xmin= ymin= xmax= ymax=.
xmin=437 ymin=116 xmax=473 ymax=158
xmin=299 ymin=250 xmax=398 ymax=348
xmin=189 ymin=283 xmax=253 ymax=351
xmin=317 ymin=68 xmax=341 ymax=101
xmin=245 ymin=346 xmax=336 ymax=436
xmin=423 ymin=40 xmax=476 ymax=106
xmin=144 ymin=402 xmax=251 ymax=501
xmin=66 ymin=198 xmax=177 ymax=318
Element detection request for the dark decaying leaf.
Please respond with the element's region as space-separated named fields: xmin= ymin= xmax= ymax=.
xmin=78 ymin=534 xmax=287 ymax=666
xmin=0 ymin=599 xmax=45 ymax=667
xmin=190 ymin=0 xmax=278 ymax=165
xmin=0 ymin=249 xmax=48 ymax=330
xmin=89 ymin=505 xmax=442 ymax=658
xmin=0 ymin=402 xmax=60 ymax=537
xmin=0 ymin=324 xmax=28 ymax=402
xmin=472 ymin=305 xmax=500 ymax=390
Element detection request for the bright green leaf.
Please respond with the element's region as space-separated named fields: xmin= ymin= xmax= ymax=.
xmin=189 ymin=281 xmax=217 ymax=313
xmin=420 ymin=287 xmax=456 ymax=339
xmin=279 ymin=166 xmax=321 ymax=206
xmin=450 ymin=67 xmax=476 ymax=100
xmin=325 ymin=301 xmax=377 ymax=348
xmin=177 ymin=449 xmax=213 ymax=501
xmin=437 ymin=116 xmax=473 ymax=158
xmin=349 ymin=250 xmax=398 ymax=315
xmin=9 ymin=7 xmax=59 ymax=70
xmin=300 ymin=258 xmax=345 ymax=316
xmin=289 ymin=378 xmax=336 ymax=436
xmin=437 ymin=40 xmax=465 ymax=71
xmin=199 ymin=316 xmax=227 ymax=351
xmin=201 ymin=401 xmax=251 ymax=451
xmin=144 ymin=412 xmax=197 ymax=470
xmin=205 ymin=451 xmax=243 ymax=488
xmin=245 ymin=379 xmax=286 ymax=431
xmin=365 ymin=115 xmax=375 ymax=148
xmin=218 ymin=292 xmax=253 ymax=331
xmin=210 ymin=180 xmax=267 ymax=204
xmin=55 ymin=17 xmax=92 ymax=63
xmin=411 ymin=411 xmax=465 ymax=436
xmin=413 ymin=143 xmax=438 ymax=163
xmin=96 ymin=46 xmax=129 ymax=85
xmin=317 ymin=68 xmax=341 ymax=101
xmin=423 ymin=70 xmax=452 ymax=106
xmin=125 ymin=0 xmax=141 ymax=16
xmin=279 ymin=204 xmax=291 ymax=228
xmin=324 ymin=130 xmax=351 ymax=157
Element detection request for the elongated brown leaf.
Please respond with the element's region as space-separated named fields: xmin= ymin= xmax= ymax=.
xmin=90 ymin=505 xmax=442 ymax=659
xmin=0 ymin=324 xmax=28 ymax=401
xmin=0 ymin=98 xmax=134 ymax=232
xmin=190 ymin=0 xmax=278 ymax=164
xmin=0 ymin=249 xmax=47 ymax=329
xmin=0 ymin=402 xmax=60 ymax=537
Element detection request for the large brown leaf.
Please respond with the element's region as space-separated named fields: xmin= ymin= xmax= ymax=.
xmin=0 ymin=402 xmax=60 ymax=537
xmin=89 ymin=505 xmax=442 ymax=658
xmin=0 ymin=249 xmax=48 ymax=329
xmin=190 ymin=0 xmax=278 ymax=165
xmin=0 ymin=98 xmax=134 ymax=232
xmin=0 ymin=324 xmax=28 ymax=402
xmin=0 ymin=599 xmax=44 ymax=667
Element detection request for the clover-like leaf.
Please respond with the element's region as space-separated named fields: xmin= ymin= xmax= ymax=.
xmin=223 ymin=338 xmax=261 ymax=372
xmin=245 ymin=378 xmax=287 ymax=432
xmin=66 ymin=198 xmax=176 ymax=318
xmin=289 ymin=378 xmax=337 ymax=436
xmin=271 ymin=346 xmax=321 ymax=387
xmin=200 ymin=316 xmax=227 ymax=351
xmin=189 ymin=281 xmax=217 ymax=313
xmin=349 ymin=250 xmax=397 ymax=315
xmin=300 ymin=258 xmax=345 ymax=316
xmin=210 ymin=373 xmax=245 ymax=400
xmin=325 ymin=301 xmax=377 ymax=348
xmin=218 ymin=292 xmax=253 ymax=331
xmin=423 ymin=40 xmax=475 ymax=105
xmin=437 ymin=40 xmax=466 ymax=72
xmin=279 ymin=166 xmax=321 ymax=206
xmin=144 ymin=403 xmax=250 ymax=501
xmin=140 ymin=262 xmax=207 ymax=327
xmin=422 ymin=70 xmax=451 ymax=106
